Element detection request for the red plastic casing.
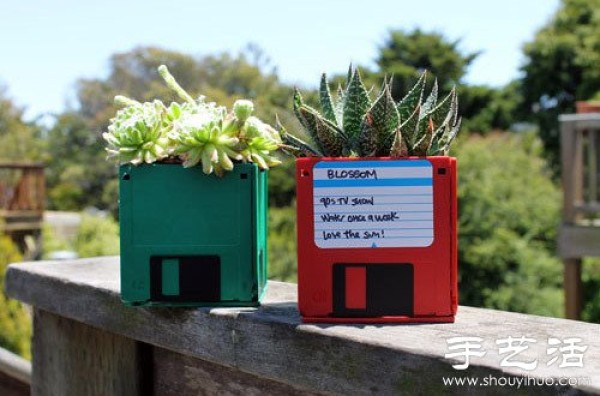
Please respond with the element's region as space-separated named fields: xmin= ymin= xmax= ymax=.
xmin=296 ymin=156 xmax=458 ymax=323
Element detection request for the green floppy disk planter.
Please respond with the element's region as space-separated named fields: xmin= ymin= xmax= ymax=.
xmin=119 ymin=163 xmax=268 ymax=307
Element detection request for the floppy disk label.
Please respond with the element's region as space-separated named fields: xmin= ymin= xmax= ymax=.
xmin=313 ymin=160 xmax=434 ymax=249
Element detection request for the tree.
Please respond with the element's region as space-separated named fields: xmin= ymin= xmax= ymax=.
xmin=46 ymin=111 xmax=113 ymax=211
xmin=375 ymin=28 xmax=520 ymax=133
xmin=268 ymin=206 xmax=297 ymax=282
xmin=0 ymin=86 xmax=45 ymax=162
xmin=455 ymin=133 xmax=563 ymax=316
xmin=520 ymin=0 xmax=600 ymax=168
xmin=459 ymin=82 xmax=523 ymax=133
xmin=582 ymin=258 xmax=600 ymax=323
xmin=376 ymin=28 xmax=478 ymax=98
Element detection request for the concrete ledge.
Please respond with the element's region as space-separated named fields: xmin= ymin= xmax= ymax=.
xmin=5 ymin=257 xmax=600 ymax=395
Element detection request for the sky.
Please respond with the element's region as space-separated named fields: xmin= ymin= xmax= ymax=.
xmin=1 ymin=0 xmax=560 ymax=121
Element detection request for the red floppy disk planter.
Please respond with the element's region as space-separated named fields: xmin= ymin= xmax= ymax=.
xmin=282 ymin=68 xmax=461 ymax=323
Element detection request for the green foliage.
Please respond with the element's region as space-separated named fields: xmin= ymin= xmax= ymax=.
xmin=582 ymin=258 xmax=600 ymax=323
xmin=268 ymin=206 xmax=297 ymax=282
xmin=46 ymin=112 xmax=115 ymax=211
xmin=456 ymin=133 xmax=563 ymax=316
xmin=41 ymin=223 xmax=70 ymax=255
xmin=73 ymin=215 xmax=120 ymax=258
xmin=459 ymin=82 xmax=523 ymax=133
xmin=42 ymin=215 xmax=120 ymax=258
xmin=375 ymin=28 xmax=523 ymax=136
xmin=520 ymin=0 xmax=600 ymax=168
xmin=284 ymin=67 xmax=460 ymax=158
xmin=268 ymin=158 xmax=296 ymax=207
xmin=376 ymin=28 xmax=478 ymax=97
xmin=0 ymin=234 xmax=31 ymax=359
xmin=0 ymin=86 xmax=45 ymax=162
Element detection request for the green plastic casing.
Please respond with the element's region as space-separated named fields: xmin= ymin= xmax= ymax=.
xmin=119 ymin=163 xmax=268 ymax=307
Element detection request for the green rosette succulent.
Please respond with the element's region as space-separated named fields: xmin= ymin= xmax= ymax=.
xmin=103 ymin=99 xmax=170 ymax=165
xmin=103 ymin=65 xmax=283 ymax=176
xmin=170 ymin=102 xmax=240 ymax=176
xmin=281 ymin=65 xmax=461 ymax=158
xmin=238 ymin=116 xmax=282 ymax=169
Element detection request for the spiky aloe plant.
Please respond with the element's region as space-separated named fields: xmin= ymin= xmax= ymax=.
xmin=103 ymin=65 xmax=282 ymax=176
xmin=281 ymin=66 xmax=460 ymax=158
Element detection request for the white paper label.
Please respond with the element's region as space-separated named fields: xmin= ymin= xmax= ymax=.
xmin=313 ymin=160 xmax=434 ymax=249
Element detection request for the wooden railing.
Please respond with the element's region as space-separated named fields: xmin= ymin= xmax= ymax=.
xmin=0 ymin=163 xmax=45 ymax=258
xmin=0 ymin=163 xmax=45 ymax=228
xmin=4 ymin=257 xmax=600 ymax=395
xmin=0 ymin=163 xmax=45 ymax=212
xmin=558 ymin=114 xmax=600 ymax=319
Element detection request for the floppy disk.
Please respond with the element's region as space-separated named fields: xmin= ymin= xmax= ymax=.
xmin=296 ymin=156 xmax=458 ymax=323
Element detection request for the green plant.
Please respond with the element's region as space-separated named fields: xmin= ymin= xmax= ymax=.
xmin=0 ymin=234 xmax=31 ymax=359
xmin=73 ymin=215 xmax=120 ymax=257
xmin=268 ymin=206 xmax=297 ymax=282
xmin=582 ymin=257 xmax=600 ymax=323
xmin=103 ymin=65 xmax=283 ymax=176
xmin=456 ymin=132 xmax=563 ymax=317
xmin=42 ymin=214 xmax=120 ymax=259
xmin=281 ymin=66 xmax=460 ymax=157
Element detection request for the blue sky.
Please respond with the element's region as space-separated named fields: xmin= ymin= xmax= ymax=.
xmin=1 ymin=0 xmax=559 ymax=120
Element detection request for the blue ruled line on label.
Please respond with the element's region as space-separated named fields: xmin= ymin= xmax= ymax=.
xmin=313 ymin=193 xmax=432 ymax=197
xmin=314 ymin=160 xmax=431 ymax=168
xmin=314 ymin=236 xmax=433 ymax=240
xmin=314 ymin=210 xmax=431 ymax=215
xmin=314 ymin=178 xmax=432 ymax=188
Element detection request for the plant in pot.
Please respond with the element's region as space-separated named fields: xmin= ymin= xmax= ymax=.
xmin=281 ymin=66 xmax=461 ymax=322
xmin=103 ymin=65 xmax=282 ymax=307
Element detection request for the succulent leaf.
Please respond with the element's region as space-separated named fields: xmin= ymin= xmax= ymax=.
xmin=437 ymin=118 xmax=461 ymax=155
xmin=233 ymin=99 xmax=254 ymax=122
xmin=114 ymin=95 xmax=140 ymax=107
xmin=319 ymin=74 xmax=337 ymax=125
xmin=334 ymin=84 xmax=346 ymax=127
xmin=347 ymin=64 xmax=353 ymax=84
xmin=293 ymin=88 xmax=306 ymax=124
xmin=428 ymin=88 xmax=457 ymax=150
xmin=420 ymin=79 xmax=438 ymax=118
xmin=296 ymin=105 xmax=325 ymax=151
xmin=358 ymin=112 xmax=378 ymax=156
xmin=343 ymin=68 xmax=371 ymax=147
xmin=431 ymin=88 xmax=456 ymax=132
xmin=313 ymin=113 xmax=344 ymax=156
xmin=397 ymin=71 xmax=426 ymax=123
xmin=158 ymin=65 xmax=196 ymax=105
xmin=390 ymin=127 xmax=408 ymax=157
xmin=293 ymin=88 xmax=325 ymax=148
xmin=280 ymin=130 xmax=322 ymax=157
xmin=412 ymin=106 xmax=434 ymax=154
xmin=358 ymin=82 xmax=399 ymax=156
xmin=400 ymin=104 xmax=420 ymax=148
xmin=412 ymin=117 xmax=434 ymax=156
